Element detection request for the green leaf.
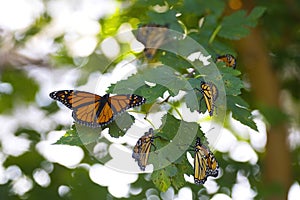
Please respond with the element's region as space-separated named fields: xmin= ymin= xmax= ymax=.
xmin=160 ymin=53 xmax=194 ymax=74
xmin=54 ymin=125 xmax=84 ymax=146
xmin=227 ymin=95 xmax=258 ymax=131
xmin=171 ymin=156 xmax=193 ymax=190
xmin=158 ymin=113 xmax=199 ymax=142
xmin=218 ymin=7 xmax=266 ymax=40
xmin=165 ymin=164 xmax=178 ymax=177
xmin=142 ymin=66 xmax=190 ymax=95
xmin=219 ymin=10 xmax=250 ymax=40
xmin=247 ymin=7 xmax=267 ymax=26
xmin=135 ymin=0 xmax=165 ymax=7
xmin=108 ymin=112 xmax=135 ymax=138
xmin=83 ymin=53 xmax=112 ymax=74
xmin=107 ymin=66 xmax=190 ymax=102
xmin=151 ymin=154 xmax=194 ymax=192
xmin=99 ymin=11 xmax=123 ymax=37
xmin=54 ymin=112 xmax=134 ymax=145
xmin=177 ymin=0 xmax=225 ymax=19
xmin=152 ymin=169 xmax=171 ymax=192
xmin=219 ymin=66 xmax=243 ymax=96
xmin=147 ymin=114 xmax=207 ymax=191
xmin=0 ymin=69 xmax=39 ymax=113
xmin=134 ymin=84 xmax=170 ymax=103
xmin=147 ymin=10 xmax=182 ymax=32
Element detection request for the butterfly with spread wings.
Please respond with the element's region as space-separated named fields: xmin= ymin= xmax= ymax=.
xmin=194 ymin=137 xmax=219 ymax=184
xmin=49 ymin=90 xmax=146 ymax=127
xmin=132 ymin=128 xmax=157 ymax=171
xmin=136 ymin=24 xmax=169 ymax=59
xmin=216 ymin=54 xmax=237 ymax=69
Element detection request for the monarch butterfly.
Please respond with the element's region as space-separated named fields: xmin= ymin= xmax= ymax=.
xmin=216 ymin=54 xmax=236 ymax=69
xmin=200 ymin=81 xmax=218 ymax=116
xmin=49 ymin=90 xmax=146 ymax=127
xmin=136 ymin=24 xmax=169 ymax=59
xmin=132 ymin=128 xmax=156 ymax=171
xmin=194 ymin=137 xmax=219 ymax=184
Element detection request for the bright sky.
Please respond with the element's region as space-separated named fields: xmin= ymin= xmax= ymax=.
xmin=0 ymin=0 xmax=299 ymax=199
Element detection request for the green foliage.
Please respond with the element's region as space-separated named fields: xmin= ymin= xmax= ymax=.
xmin=146 ymin=114 xmax=201 ymax=191
xmin=227 ymin=95 xmax=258 ymax=131
xmin=55 ymin=112 xmax=135 ymax=146
xmin=218 ymin=66 xmax=243 ymax=96
xmin=51 ymin=45 xmax=75 ymax=66
xmin=160 ymin=53 xmax=194 ymax=74
xmin=108 ymin=66 xmax=188 ymax=102
xmin=4 ymin=149 xmax=44 ymax=175
xmin=81 ymin=52 xmax=112 ymax=74
xmin=15 ymin=13 xmax=52 ymax=45
xmin=218 ymin=7 xmax=266 ymax=40
xmin=134 ymin=84 xmax=170 ymax=103
xmin=152 ymin=169 xmax=172 ymax=192
xmin=54 ymin=125 xmax=86 ymax=146
xmin=108 ymin=112 xmax=135 ymax=137
xmin=0 ymin=69 xmax=39 ymax=113
xmin=0 ymin=0 xmax=273 ymax=199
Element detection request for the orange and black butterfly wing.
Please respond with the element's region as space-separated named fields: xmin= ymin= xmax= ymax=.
xmin=136 ymin=24 xmax=168 ymax=59
xmin=109 ymin=94 xmax=146 ymax=114
xmin=49 ymin=90 xmax=111 ymax=127
xmin=73 ymin=93 xmax=113 ymax=127
xmin=200 ymin=82 xmax=213 ymax=116
xmin=216 ymin=54 xmax=236 ymax=69
xmin=132 ymin=128 xmax=154 ymax=171
xmin=50 ymin=91 xmax=146 ymax=127
xmin=194 ymin=146 xmax=208 ymax=184
xmin=132 ymin=139 xmax=142 ymax=162
xmin=88 ymin=94 xmax=146 ymax=127
xmin=199 ymin=143 xmax=219 ymax=178
xmin=194 ymin=137 xmax=208 ymax=184
xmin=138 ymin=138 xmax=153 ymax=170
xmin=200 ymin=82 xmax=218 ymax=116
xmin=194 ymin=137 xmax=219 ymax=184
xmin=49 ymin=90 xmax=75 ymax=109
xmin=210 ymin=83 xmax=218 ymax=101
xmin=206 ymin=151 xmax=219 ymax=177
xmin=74 ymin=93 xmax=146 ymax=127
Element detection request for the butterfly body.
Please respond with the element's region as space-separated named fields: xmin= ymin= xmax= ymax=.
xmin=49 ymin=90 xmax=146 ymax=127
xmin=132 ymin=128 xmax=155 ymax=171
xmin=200 ymin=81 xmax=218 ymax=116
xmin=194 ymin=137 xmax=219 ymax=184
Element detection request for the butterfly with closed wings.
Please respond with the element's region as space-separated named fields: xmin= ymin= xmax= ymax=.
xmin=49 ymin=90 xmax=146 ymax=127
xmin=195 ymin=81 xmax=218 ymax=117
xmin=194 ymin=137 xmax=219 ymax=184
xmin=132 ymin=128 xmax=157 ymax=171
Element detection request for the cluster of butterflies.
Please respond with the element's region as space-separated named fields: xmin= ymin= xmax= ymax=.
xmin=49 ymin=24 xmax=237 ymax=185
xmin=135 ymin=24 xmax=236 ymax=116
xmin=132 ymin=128 xmax=219 ymax=184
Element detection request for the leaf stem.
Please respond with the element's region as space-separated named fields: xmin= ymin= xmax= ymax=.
xmin=209 ymin=25 xmax=222 ymax=44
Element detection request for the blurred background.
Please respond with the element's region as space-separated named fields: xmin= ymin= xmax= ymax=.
xmin=0 ymin=0 xmax=300 ymax=199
